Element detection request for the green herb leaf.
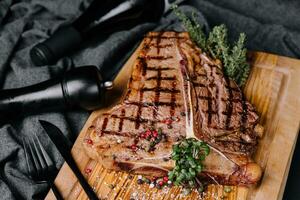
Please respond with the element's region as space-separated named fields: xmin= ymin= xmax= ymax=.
xmin=172 ymin=6 xmax=250 ymax=87
xmin=168 ymin=138 xmax=210 ymax=190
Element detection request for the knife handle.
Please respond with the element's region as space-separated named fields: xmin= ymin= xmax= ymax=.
xmin=49 ymin=181 xmax=64 ymax=200
xmin=66 ymin=155 xmax=99 ymax=200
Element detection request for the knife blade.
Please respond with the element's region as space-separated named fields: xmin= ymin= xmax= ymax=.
xmin=39 ymin=120 xmax=99 ymax=200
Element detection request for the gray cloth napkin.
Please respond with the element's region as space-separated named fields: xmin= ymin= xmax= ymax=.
xmin=0 ymin=0 xmax=299 ymax=199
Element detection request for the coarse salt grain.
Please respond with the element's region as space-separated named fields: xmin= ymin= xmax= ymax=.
xmin=167 ymin=180 xmax=172 ymax=184
xmin=117 ymin=139 xmax=122 ymax=143
xmin=132 ymin=192 xmax=137 ymax=197
xmin=149 ymin=183 xmax=155 ymax=188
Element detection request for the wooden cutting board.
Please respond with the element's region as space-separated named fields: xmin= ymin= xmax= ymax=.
xmin=45 ymin=42 xmax=300 ymax=200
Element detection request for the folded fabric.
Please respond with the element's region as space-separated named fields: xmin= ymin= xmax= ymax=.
xmin=0 ymin=0 xmax=299 ymax=199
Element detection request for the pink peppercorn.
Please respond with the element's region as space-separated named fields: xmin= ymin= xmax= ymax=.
xmin=152 ymin=130 xmax=158 ymax=137
xmin=158 ymin=181 xmax=164 ymax=186
xmin=145 ymin=130 xmax=151 ymax=135
xmin=85 ymin=168 xmax=92 ymax=174
xmin=140 ymin=133 xmax=146 ymax=138
xmin=131 ymin=144 xmax=137 ymax=151
xmin=163 ymin=176 xmax=168 ymax=183
xmin=85 ymin=139 xmax=93 ymax=145
xmin=164 ymin=119 xmax=172 ymax=125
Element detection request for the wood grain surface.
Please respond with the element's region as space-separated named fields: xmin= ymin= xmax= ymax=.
xmin=45 ymin=42 xmax=300 ymax=200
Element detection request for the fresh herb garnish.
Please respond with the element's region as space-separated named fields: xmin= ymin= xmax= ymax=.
xmin=172 ymin=5 xmax=250 ymax=87
xmin=168 ymin=138 xmax=210 ymax=191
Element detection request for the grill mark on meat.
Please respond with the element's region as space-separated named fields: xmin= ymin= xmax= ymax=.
xmin=135 ymin=90 xmax=144 ymax=129
xmin=170 ymin=78 xmax=177 ymax=116
xmin=110 ymin=114 xmax=158 ymax=125
xmin=141 ymin=87 xmax=180 ymax=94
xmin=198 ymin=96 xmax=213 ymax=100
xmin=134 ymin=42 xmax=155 ymax=129
xmin=226 ymin=86 xmax=240 ymax=92
xmin=194 ymin=81 xmax=240 ymax=92
xmin=210 ymin=66 xmax=220 ymax=126
xmin=146 ymin=55 xmax=173 ymax=60
xmin=145 ymin=66 xmax=174 ymax=71
xmin=155 ymin=32 xmax=163 ymax=54
xmin=98 ymin=117 xmax=109 ymax=136
xmin=198 ymin=94 xmax=214 ymax=126
xmin=224 ymin=76 xmax=234 ymax=129
xmin=193 ymin=83 xmax=206 ymax=87
xmin=139 ymin=57 xmax=148 ymax=76
xmin=221 ymin=98 xmax=242 ymax=102
xmin=198 ymin=74 xmax=207 ymax=77
xmin=146 ymin=76 xmax=175 ymax=81
xmin=101 ymin=130 xmax=132 ymax=137
xmin=118 ymin=109 xmax=126 ymax=132
xmin=207 ymin=95 xmax=213 ymax=126
xmin=145 ymin=31 xmax=180 ymax=122
xmin=191 ymin=58 xmax=201 ymax=113
xmin=102 ymin=117 xmax=108 ymax=131
xmin=215 ymin=86 xmax=220 ymax=123
xmin=149 ymin=44 xmax=173 ymax=49
xmin=222 ymin=111 xmax=243 ymax=115
xmin=205 ymin=110 xmax=218 ymax=114
xmin=197 ymin=62 xmax=219 ymax=127
xmin=215 ymin=140 xmax=256 ymax=153
xmin=125 ymin=101 xmax=180 ymax=108
xmin=153 ymin=66 xmax=162 ymax=121
xmin=240 ymin=96 xmax=248 ymax=133
xmin=209 ymin=65 xmax=213 ymax=77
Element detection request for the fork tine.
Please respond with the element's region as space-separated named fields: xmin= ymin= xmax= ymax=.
xmin=28 ymin=136 xmax=43 ymax=179
xmin=24 ymin=136 xmax=63 ymax=199
xmin=31 ymin=135 xmax=47 ymax=178
xmin=22 ymin=138 xmax=35 ymax=177
xmin=34 ymin=133 xmax=55 ymax=171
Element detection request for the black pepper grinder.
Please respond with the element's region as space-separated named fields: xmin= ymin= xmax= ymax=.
xmin=0 ymin=66 xmax=112 ymax=123
xmin=30 ymin=0 xmax=167 ymax=66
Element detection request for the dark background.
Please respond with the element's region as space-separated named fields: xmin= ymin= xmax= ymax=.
xmin=0 ymin=0 xmax=299 ymax=199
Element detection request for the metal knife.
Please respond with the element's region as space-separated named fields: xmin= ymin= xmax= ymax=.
xmin=39 ymin=120 xmax=99 ymax=200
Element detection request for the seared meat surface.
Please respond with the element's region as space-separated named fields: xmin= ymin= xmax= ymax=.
xmin=83 ymin=32 xmax=262 ymax=185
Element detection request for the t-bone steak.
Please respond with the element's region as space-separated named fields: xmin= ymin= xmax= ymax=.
xmin=83 ymin=32 xmax=263 ymax=186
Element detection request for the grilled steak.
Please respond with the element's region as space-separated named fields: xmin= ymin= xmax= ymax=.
xmin=83 ymin=32 xmax=263 ymax=186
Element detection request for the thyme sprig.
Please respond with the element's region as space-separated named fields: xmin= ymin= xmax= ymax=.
xmin=168 ymin=138 xmax=210 ymax=192
xmin=172 ymin=5 xmax=250 ymax=87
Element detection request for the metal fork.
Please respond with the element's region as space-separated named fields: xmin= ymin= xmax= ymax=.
xmin=23 ymin=134 xmax=63 ymax=200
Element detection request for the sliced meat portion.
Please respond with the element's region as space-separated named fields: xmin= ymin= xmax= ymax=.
xmin=83 ymin=32 xmax=263 ymax=186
